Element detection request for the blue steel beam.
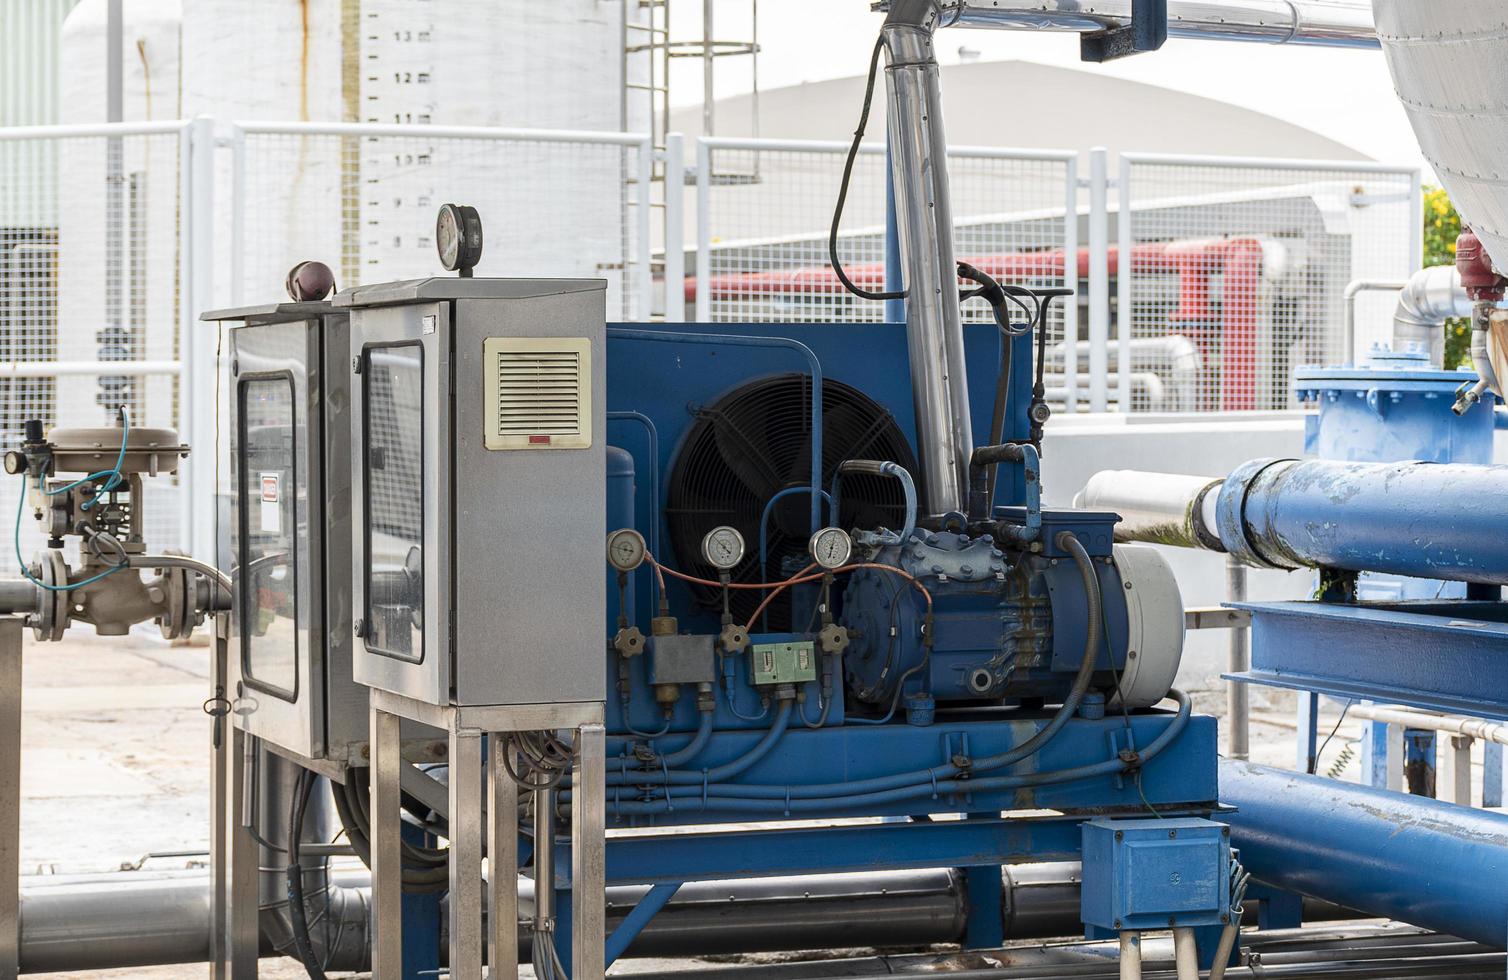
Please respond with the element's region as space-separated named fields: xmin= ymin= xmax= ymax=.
xmin=604 ymin=882 xmax=682 ymax=968
xmin=1220 ymin=760 xmax=1508 ymax=950
xmin=1229 ymin=600 xmax=1508 ymax=719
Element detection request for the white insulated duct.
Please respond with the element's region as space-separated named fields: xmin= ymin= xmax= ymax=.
xmin=1391 ymin=265 xmax=1471 ymax=365
xmin=1375 ymin=2 xmax=1508 ymax=274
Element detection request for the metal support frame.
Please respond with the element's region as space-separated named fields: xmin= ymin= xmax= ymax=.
xmin=367 ymin=692 xmax=606 ymax=980
xmin=1080 ymin=0 xmax=1168 ymax=62
xmin=1225 ymin=558 xmax=1250 ymax=760
xmin=211 ymin=614 xmax=258 ymax=979
xmin=0 ymin=619 xmax=22 ymax=980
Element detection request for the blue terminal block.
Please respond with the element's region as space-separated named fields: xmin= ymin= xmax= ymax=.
xmin=1081 ymin=818 xmax=1232 ymax=933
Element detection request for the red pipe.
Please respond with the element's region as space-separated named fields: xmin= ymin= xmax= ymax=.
xmin=685 ymin=237 xmax=1265 ymax=410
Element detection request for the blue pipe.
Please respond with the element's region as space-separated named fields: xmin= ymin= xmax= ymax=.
xmin=884 ymin=145 xmax=905 ymax=325
xmin=606 ymin=411 xmax=660 ymax=556
xmin=607 ymin=692 xmax=1190 ymax=816
xmin=659 ymin=709 xmax=714 ymax=767
xmin=1220 ymin=760 xmax=1508 ymax=949
xmin=759 ymin=487 xmax=834 ymax=579
xmin=603 ymin=698 xmax=794 ymax=788
xmin=832 ymin=461 xmax=917 ymax=544
xmin=608 ymin=328 xmax=825 ymax=534
xmin=1217 ymin=457 xmax=1508 ymax=584
xmin=604 ymin=882 xmax=682 ymax=967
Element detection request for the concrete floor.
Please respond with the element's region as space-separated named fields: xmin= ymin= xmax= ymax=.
xmin=15 ymin=627 xmax=1475 ymax=978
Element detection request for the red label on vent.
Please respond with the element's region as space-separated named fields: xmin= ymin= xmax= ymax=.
xmin=528 ymin=435 xmax=552 ymax=445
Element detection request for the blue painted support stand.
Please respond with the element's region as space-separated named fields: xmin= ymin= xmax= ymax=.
xmin=1296 ymin=692 xmax=1320 ymax=774
xmin=606 ymin=882 xmax=683 ymax=967
xmin=962 ymin=813 xmax=1005 ymax=949
xmin=1485 ymin=742 xmax=1505 ymax=808
xmin=400 ymin=822 xmax=441 ymax=980
xmin=1404 ymin=728 xmax=1437 ymax=798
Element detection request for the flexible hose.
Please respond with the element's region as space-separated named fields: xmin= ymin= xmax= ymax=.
xmin=660 ymin=707 xmax=716 ymax=767
xmin=602 ymin=698 xmax=794 ymax=789
xmin=604 ymin=689 xmax=1192 ymax=816
xmin=285 ymin=768 xmax=327 ymax=980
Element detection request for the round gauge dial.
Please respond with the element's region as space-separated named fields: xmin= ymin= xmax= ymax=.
xmin=700 ymin=526 xmax=746 ymax=571
xmin=606 ymin=528 xmax=647 ymax=572
xmin=435 ymin=203 xmax=484 ymax=275
xmin=809 ymin=527 xmax=853 ymax=570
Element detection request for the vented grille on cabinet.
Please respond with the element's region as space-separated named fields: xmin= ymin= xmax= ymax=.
xmin=483 ymin=336 xmax=593 ymax=450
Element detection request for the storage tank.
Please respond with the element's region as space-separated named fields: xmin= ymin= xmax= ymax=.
xmin=1376 ymin=2 xmax=1508 ymax=273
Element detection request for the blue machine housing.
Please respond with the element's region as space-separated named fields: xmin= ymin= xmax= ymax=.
xmin=557 ymin=318 xmax=1219 ymax=972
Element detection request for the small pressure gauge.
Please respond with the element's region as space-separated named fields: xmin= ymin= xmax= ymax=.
xmin=606 ymin=528 xmax=647 ymax=572
xmin=700 ymin=526 xmax=746 ymax=571
xmin=809 ymin=527 xmax=853 ymax=570
xmin=435 ymin=203 xmax=483 ymax=276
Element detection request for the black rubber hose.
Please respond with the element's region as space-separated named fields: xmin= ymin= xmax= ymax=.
xmin=969 ymin=531 xmax=1103 ymax=772
xmin=830 ymin=35 xmax=906 ymax=303
xmin=286 ymin=768 xmax=327 ymax=980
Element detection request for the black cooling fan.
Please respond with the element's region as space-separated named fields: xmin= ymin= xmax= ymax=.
xmin=666 ymin=374 xmax=921 ymax=628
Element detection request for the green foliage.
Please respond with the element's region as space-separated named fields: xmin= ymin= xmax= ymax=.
xmin=1423 ymin=186 xmax=1471 ymax=369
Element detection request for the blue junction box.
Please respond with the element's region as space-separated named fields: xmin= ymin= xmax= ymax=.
xmin=1080 ymin=817 xmax=1231 ymax=932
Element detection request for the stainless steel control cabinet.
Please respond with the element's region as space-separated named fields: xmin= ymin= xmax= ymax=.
xmin=205 ymin=302 xmax=365 ymax=761
xmin=337 ymin=279 xmax=607 ymax=707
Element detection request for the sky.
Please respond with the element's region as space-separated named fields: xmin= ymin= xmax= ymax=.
xmin=667 ymin=2 xmax=1431 ymax=177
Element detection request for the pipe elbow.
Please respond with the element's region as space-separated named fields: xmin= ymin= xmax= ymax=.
xmin=883 ymin=0 xmax=946 ymax=29
xmin=1392 ymin=265 xmax=1470 ymax=357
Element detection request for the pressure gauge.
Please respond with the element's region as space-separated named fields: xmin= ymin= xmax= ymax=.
xmin=809 ymin=527 xmax=853 ymax=570
xmin=700 ymin=526 xmax=746 ymax=571
xmin=606 ymin=528 xmax=647 ymax=572
xmin=435 ymin=203 xmax=483 ymax=276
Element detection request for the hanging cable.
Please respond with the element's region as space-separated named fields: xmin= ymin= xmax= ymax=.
xmin=830 ymin=35 xmax=907 ymax=303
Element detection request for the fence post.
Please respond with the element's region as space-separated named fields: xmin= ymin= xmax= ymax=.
xmin=1115 ymin=153 xmax=1133 ymax=414
xmin=228 ymin=124 xmax=246 ymax=307
xmin=664 ymin=133 xmax=686 ymax=323
xmin=186 ymin=116 xmax=217 ymax=560
xmin=1062 ymin=154 xmax=1080 ymax=413
xmin=1087 ymin=147 xmax=1110 ymax=412
xmin=695 ymin=138 xmax=713 ymax=323
xmin=636 ymin=137 xmax=655 ymax=322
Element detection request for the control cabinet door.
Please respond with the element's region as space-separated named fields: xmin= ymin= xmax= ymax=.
xmin=350 ymin=302 xmax=451 ymax=705
xmin=228 ymin=319 xmax=325 ymax=757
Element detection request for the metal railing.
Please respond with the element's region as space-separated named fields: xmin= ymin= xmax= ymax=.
xmin=0 ymin=118 xmax=1425 ymax=558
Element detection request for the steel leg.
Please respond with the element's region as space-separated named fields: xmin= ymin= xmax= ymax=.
xmin=1295 ymin=692 xmax=1319 ymax=773
xmin=370 ymin=705 xmax=404 ymax=978
xmin=1447 ymin=734 xmax=1474 ymax=806
xmin=488 ymin=732 xmax=519 ymax=979
xmin=1484 ymin=742 xmax=1504 ymax=808
xmin=0 ymin=618 xmax=22 ymax=980
xmin=1225 ymin=557 xmax=1249 ymax=761
xmin=571 ymin=723 xmax=606 ymax=980
xmin=1118 ymin=931 xmax=1142 ymax=980
xmin=449 ymin=727 xmax=485 ymax=979
xmin=217 ymin=726 xmax=258 ymax=978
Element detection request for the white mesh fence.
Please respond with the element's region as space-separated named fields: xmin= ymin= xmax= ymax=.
xmin=231 ymin=125 xmax=653 ymax=321
xmin=1116 ymin=156 xmax=1420 ymax=413
xmin=0 ymin=125 xmax=188 ymax=562
xmin=693 ymin=140 xmax=1077 ymax=351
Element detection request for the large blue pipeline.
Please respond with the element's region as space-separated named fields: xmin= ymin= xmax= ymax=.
xmin=1216 ymin=457 xmax=1508 ymax=585
xmin=1220 ymin=761 xmax=1508 ymax=949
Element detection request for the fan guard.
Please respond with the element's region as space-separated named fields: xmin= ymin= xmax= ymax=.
xmin=665 ymin=373 xmax=921 ymax=628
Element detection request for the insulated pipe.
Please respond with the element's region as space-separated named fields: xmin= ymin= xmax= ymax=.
xmin=883 ymin=0 xmax=974 ymax=517
xmin=1216 ymin=457 xmax=1508 ymax=584
xmin=1391 ymin=266 xmax=1471 ymax=367
xmin=13 ymin=861 xmax=1356 ymax=973
xmin=1220 ymin=760 xmax=1508 ymax=949
xmin=924 ymin=0 xmax=1377 ymax=47
xmin=1073 ymin=471 xmax=1223 ymax=551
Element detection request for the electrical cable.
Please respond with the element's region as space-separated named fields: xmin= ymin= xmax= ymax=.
xmin=286 ymin=768 xmax=328 ymax=980
xmin=1310 ymin=699 xmax=1356 ymax=775
xmin=830 ymin=35 xmax=906 ymax=303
